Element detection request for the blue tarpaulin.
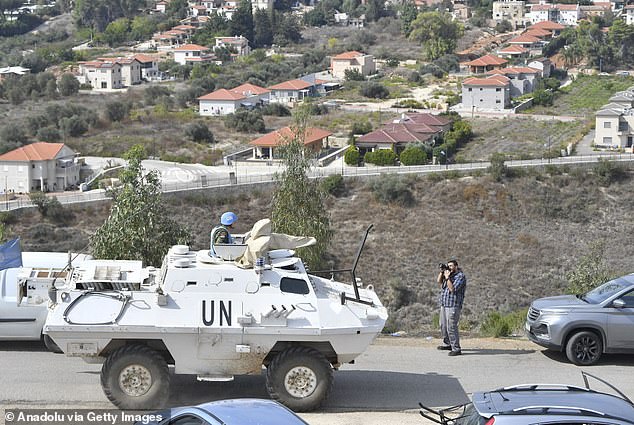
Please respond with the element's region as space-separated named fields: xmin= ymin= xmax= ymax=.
xmin=0 ymin=238 xmax=22 ymax=270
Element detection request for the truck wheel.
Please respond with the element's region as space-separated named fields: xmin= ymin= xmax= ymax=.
xmin=266 ymin=346 xmax=333 ymax=412
xmin=43 ymin=334 xmax=62 ymax=354
xmin=566 ymin=330 xmax=603 ymax=366
xmin=100 ymin=344 xmax=170 ymax=410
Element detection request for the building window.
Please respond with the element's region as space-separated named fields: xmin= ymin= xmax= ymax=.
xmin=496 ymin=88 xmax=501 ymax=92
xmin=468 ymin=88 xmax=472 ymax=92
xmin=603 ymin=121 xmax=611 ymax=128
xmin=496 ymin=99 xmax=501 ymax=103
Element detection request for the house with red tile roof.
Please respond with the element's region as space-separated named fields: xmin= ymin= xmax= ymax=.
xmin=390 ymin=112 xmax=453 ymax=133
xmin=355 ymin=112 xmax=452 ymax=154
xmin=98 ymin=56 xmax=143 ymax=86
xmin=215 ymin=36 xmax=251 ymax=58
xmin=497 ymin=45 xmax=530 ymax=59
xmin=330 ymin=51 xmax=376 ymax=79
xmin=133 ymin=54 xmax=160 ymax=80
xmin=232 ymin=83 xmax=270 ymax=103
xmin=198 ymin=89 xmax=247 ymax=116
xmin=250 ymin=127 xmax=332 ymax=159
xmin=198 ymin=83 xmax=270 ymax=116
xmin=462 ymin=75 xmax=511 ymax=110
xmin=173 ymin=44 xmax=215 ymax=65
xmin=528 ymin=57 xmax=554 ymax=78
xmin=462 ymin=54 xmax=508 ymax=74
xmin=530 ymin=20 xmax=565 ymax=31
xmin=508 ymin=33 xmax=542 ymax=49
xmin=0 ymin=142 xmax=80 ymax=193
xmin=267 ymin=79 xmax=318 ymax=104
xmin=487 ymin=66 xmax=541 ymax=96
xmin=355 ymin=123 xmax=440 ymax=154
xmin=77 ymin=60 xmax=124 ymax=90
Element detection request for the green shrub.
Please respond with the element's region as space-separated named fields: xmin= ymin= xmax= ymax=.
xmin=320 ymin=174 xmax=345 ymax=196
xmin=593 ymin=158 xmax=627 ymax=186
xmin=488 ymin=152 xmax=508 ymax=181
xmin=565 ymin=241 xmax=613 ymax=295
xmin=359 ymin=82 xmax=389 ymax=99
xmin=344 ymin=146 xmax=360 ymax=165
xmin=350 ymin=120 xmax=372 ymax=135
xmin=480 ymin=309 xmax=527 ymax=337
xmin=105 ymin=100 xmax=131 ymax=122
xmin=36 ymin=126 xmax=61 ymax=142
xmin=344 ymin=68 xmax=365 ymax=81
xmin=400 ymin=145 xmax=428 ymax=165
xmin=261 ymin=103 xmax=291 ymax=116
xmin=392 ymin=99 xmax=424 ymax=109
xmin=185 ymin=122 xmax=215 ymax=143
xmin=369 ymin=174 xmax=414 ymax=206
xmin=365 ymin=149 xmax=397 ymax=166
xmin=224 ymin=110 xmax=265 ymax=133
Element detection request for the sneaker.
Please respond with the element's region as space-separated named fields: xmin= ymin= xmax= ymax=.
xmin=437 ymin=345 xmax=451 ymax=351
xmin=448 ymin=350 xmax=462 ymax=356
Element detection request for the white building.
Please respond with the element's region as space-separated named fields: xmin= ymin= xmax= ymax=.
xmin=330 ymin=51 xmax=376 ymax=80
xmin=0 ymin=142 xmax=80 ymax=193
xmin=492 ymin=0 xmax=527 ymax=29
xmin=625 ymin=5 xmax=634 ymax=25
xmin=77 ymin=61 xmax=123 ymax=90
xmin=173 ymin=44 xmax=215 ymax=65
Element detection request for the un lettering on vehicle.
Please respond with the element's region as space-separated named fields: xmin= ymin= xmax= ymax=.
xmin=201 ymin=300 xmax=233 ymax=326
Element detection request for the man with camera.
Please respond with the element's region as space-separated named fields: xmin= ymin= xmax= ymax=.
xmin=436 ymin=259 xmax=467 ymax=356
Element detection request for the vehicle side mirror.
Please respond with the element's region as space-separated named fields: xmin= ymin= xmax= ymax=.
xmin=613 ymin=299 xmax=626 ymax=309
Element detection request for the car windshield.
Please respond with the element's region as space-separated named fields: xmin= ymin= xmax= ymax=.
xmin=583 ymin=277 xmax=632 ymax=304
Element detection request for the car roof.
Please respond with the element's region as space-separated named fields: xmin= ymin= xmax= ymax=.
xmin=473 ymin=387 xmax=634 ymax=423
xmin=165 ymin=398 xmax=309 ymax=425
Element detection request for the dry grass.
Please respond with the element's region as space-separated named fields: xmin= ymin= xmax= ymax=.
xmin=459 ymin=117 xmax=584 ymax=161
xmin=7 ymin=165 xmax=634 ymax=335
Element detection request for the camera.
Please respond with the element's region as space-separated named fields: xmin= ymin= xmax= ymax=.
xmin=439 ymin=263 xmax=449 ymax=272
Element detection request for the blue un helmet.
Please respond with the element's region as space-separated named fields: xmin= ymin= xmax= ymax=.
xmin=221 ymin=211 xmax=238 ymax=226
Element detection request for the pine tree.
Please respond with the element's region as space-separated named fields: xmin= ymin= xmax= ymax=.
xmin=229 ymin=0 xmax=254 ymax=43
xmin=253 ymin=8 xmax=273 ymax=48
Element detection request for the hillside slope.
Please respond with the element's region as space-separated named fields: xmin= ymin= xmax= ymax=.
xmin=8 ymin=166 xmax=634 ymax=334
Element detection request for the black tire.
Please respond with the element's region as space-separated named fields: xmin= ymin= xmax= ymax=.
xmin=265 ymin=346 xmax=334 ymax=412
xmin=43 ymin=334 xmax=63 ymax=354
xmin=100 ymin=344 xmax=170 ymax=410
xmin=565 ymin=330 xmax=603 ymax=366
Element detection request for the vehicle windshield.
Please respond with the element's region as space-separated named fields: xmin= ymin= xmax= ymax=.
xmin=584 ymin=277 xmax=632 ymax=304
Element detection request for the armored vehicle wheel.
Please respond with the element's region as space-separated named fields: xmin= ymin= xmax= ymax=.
xmin=43 ymin=335 xmax=62 ymax=354
xmin=266 ymin=346 xmax=333 ymax=412
xmin=565 ymin=330 xmax=603 ymax=366
xmin=100 ymin=344 xmax=170 ymax=410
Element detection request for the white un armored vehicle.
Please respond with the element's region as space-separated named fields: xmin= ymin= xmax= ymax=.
xmin=43 ymin=221 xmax=387 ymax=412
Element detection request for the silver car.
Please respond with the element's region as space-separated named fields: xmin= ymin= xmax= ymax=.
xmin=419 ymin=372 xmax=634 ymax=425
xmin=137 ymin=398 xmax=309 ymax=425
xmin=525 ymin=274 xmax=634 ymax=365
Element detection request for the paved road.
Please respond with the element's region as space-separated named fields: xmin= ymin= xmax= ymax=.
xmin=1 ymin=337 xmax=633 ymax=425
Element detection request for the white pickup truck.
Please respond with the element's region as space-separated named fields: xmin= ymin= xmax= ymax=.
xmin=0 ymin=252 xmax=91 ymax=348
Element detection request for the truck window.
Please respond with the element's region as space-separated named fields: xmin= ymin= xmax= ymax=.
xmin=280 ymin=277 xmax=309 ymax=295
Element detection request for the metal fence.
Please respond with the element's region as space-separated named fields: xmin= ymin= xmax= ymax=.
xmin=3 ymin=152 xmax=633 ymax=212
